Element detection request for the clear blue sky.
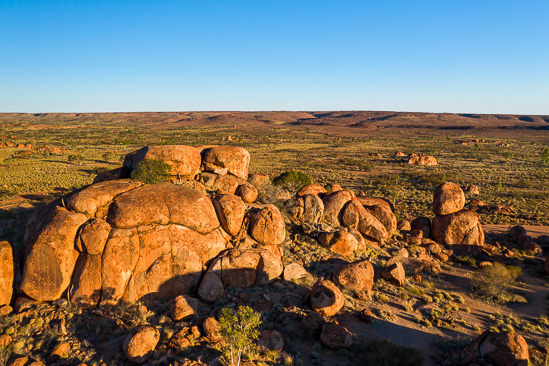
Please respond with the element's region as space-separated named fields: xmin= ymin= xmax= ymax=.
xmin=1 ymin=0 xmax=548 ymax=114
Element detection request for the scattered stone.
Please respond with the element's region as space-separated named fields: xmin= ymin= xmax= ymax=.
xmin=381 ymin=262 xmax=405 ymax=286
xmin=202 ymin=317 xmax=221 ymax=342
xmin=317 ymin=231 xmax=359 ymax=256
xmin=465 ymin=185 xmax=480 ymax=195
xmin=397 ymin=219 xmax=411 ymax=232
xmin=358 ymin=309 xmax=375 ymax=323
xmin=258 ymin=330 xmax=284 ymax=352
xmin=123 ymin=325 xmax=160 ymax=364
xmin=171 ymin=295 xmax=200 ymax=321
xmin=332 ymin=259 xmax=374 ymax=292
xmin=406 ymin=229 xmax=423 ymax=245
xmin=51 ymin=341 xmax=71 ymax=359
xmin=310 ymin=280 xmax=345 ymax=316
xmin=0 ymin=334 xmax=12 ymax=347
xmin=461 ymin=330 xmax=529 ymax=366
xmin=320 ymin=323 xmax=352 ymax=349
xmin=0 ymin=305 xmax=12 ymax=316
xmin=283 ymin=263 xmax=308 ymax=282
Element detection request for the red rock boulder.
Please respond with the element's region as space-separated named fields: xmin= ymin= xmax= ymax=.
xmin=310 ymin=280 xmax=344 ymax=316
xmin=123 ymin=325 xmax=160 ymax=364
xmin=0 ymin=241 xmax=14 ymax=306
xmin=461 ymin=330 xmax=528 ymax=366
xmin=433 ymin=182 xmax=466 ymax=215
xmin=333 ymin=259 xmax=374 ymax=292
xmin=431 ymin=209 xmax=484 ymax=247
xmin=201 ymin=146 xmax=250 ymax=180
xmin=123 ymin=145 xmax=202 ymax=180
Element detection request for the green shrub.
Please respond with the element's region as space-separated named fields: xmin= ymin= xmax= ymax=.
xmin=67 ymin=154 xmax=85 ymax=163
xmin=130 ymin=159 xmax=171 ymax=184
xmin=542 ymin=148 xmax=549 ymax=165
xmin=272 ymin=170 xmax=311 ymax=192
xmin=470 ymin=262 xmax=523 ymax=304
xmin=219 ymin=306 xmax=262 ymax=366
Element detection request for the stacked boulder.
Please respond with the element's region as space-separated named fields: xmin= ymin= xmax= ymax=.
xmin=19 ymin=145 xmax=284 ymax=307
xmin=431 ymin=182 xmax=484 ymax=251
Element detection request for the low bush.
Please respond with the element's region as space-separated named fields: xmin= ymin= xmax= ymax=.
xmin=272 ymin=170 xmax=311 ymax=192
xmin=470 ymin=262 xmax=523 ymax=304
xmin=130 ymin=159 xmax=171 ymax=184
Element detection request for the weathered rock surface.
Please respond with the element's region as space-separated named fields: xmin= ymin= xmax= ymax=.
xmin=320 ymin=323 xmax=352 ymax=349
xmin=433 ymin=182 xmax=466 ymax=215
xmin=288 ymin=194 xmax=324 ymax=223
xmin=212 ymin=194 xmax=246 ymax=236
xmin=201 ymin=146 xmax=250 ymax=180
xmin=235 ymin=182 xmax=258 ymax=203
xmin=248 ymin=205 xmax=286 ymax=246
xmin=410 ymin=217 xmax=431 ymax=238
xmin=317 ymin=231 xmax=359 ymax=256
xmin=21 ymin=207 xmax=88 ymax=301
xmin=333 ymin=259 xmax=374 ymax=292
xmin=461 ymin=330 xmax=528 ymax=366
xmin=0 ymin=241 xmax=13 ymax=306
xmin=310 ymin=280 xmax=344 ymax=316
xmin=322 ymin=189 xmax=356 ymax=227
xmin=382 ymin=262 xmax=405 ymax=286
xmin=123 ymin=325 xmax=160 ymax=364
xmin=283 ymin=263 xmax=308 ymax=282
xmin=340 ymin=200 xmax=388 ymax=243
xmin=431 ymin=209 xmax=484 ymax=247
xmin=123 ymin=145 xmax=201 ymax=179
xmin=202 ymin=316 xmax=221 ymax=341
xmin=171 ymin=295 xmax=200 ymax=321
xmin=363 ymin=203 xmax=397 ymax=236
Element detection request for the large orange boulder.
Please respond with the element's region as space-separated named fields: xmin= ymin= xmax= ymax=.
xmin=333 ymin=259 xmax=374 ymax=292
xmin=310 ymin=280 xmax=344 ymax=316
xmin=408 ymin=155 xmax=437 ymax=166
xmin=431 ymin=209 xmax=484 ymax=247
xmin=212 ymin=194 xmax=246 ymax=236
xmin=123 ymin=145 xmax=201 ymax=180
xmin=21 ymin=207 xmax=88 ymax=301
xmin=201 ymin=146 xmax=250 ymax=180
xmin=0 ymin=241 xmax=14 ymax=306
xmin=433 ymin=182 xmax=465 ymax=215
xmin=322 ymin=190 xmax=356 ymax=227
xmin=461 ymin=330 xmax=528 ymax=366
xmin=364 ymin=203 xmax=397 ymax=236
xmin=340 ymin=200 xmax=388 ymax=243
xmin=22 ymin=181 xmax=232 ymax=306
xmin=248 ymin=205 xmax=286 ymax=246
xmin=235 ymin=182 xmax=258 ymax=203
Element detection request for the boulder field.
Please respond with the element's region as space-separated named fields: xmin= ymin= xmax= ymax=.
xmin=16 ymin=144 xmax=488 ymax=310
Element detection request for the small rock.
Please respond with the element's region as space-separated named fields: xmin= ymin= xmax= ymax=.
xmin=397 ymin=219 xmax=411 ymax=232
xmin=0 ymin=305 xmax=12 ymax=316
xmin=283 ymin=263 xmax=308 ymax=282
xmin=358 ymin=309 xmax=375 ymax=323
xmin=0 ymin=334 xmax=12 ymax=346
xmin=123 ymin=325 xmax=160 ymax=364
xmin=202 ymin=316 xmax=221 ymax=342
xmin=171 ymin=295 xmax=200 ymax=321
xmin=51 ymin=341 xmax=71 ymax=358
xmin=320 ymin=323 xmax=352 ymax=349
xmin=258 ymin=330 xmax=284 ymax=352
xmin=381 ymin=262 xmax=405 ymax=286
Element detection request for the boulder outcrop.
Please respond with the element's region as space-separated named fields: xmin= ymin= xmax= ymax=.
xmin=433 ymin=182 xmax=465 ymax=215
xmin=461 ymin=330 xmax=528 ymax=366
xmin=123 ymin=145 xmax=201 ymax=180
xmin=0 ymin=241 xmax=14 ymax=306
xmin=201 ymin=146 xmax=250 ymax=180
xmin=431 ymin=209 xmax=484 ymax=247
xmin=310 ymin=280 xmax=344 ymax=316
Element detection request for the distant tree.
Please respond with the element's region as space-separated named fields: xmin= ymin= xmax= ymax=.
xmin=542 ymin=148 xmax=549 ymax=165
xmin=130 ymin=159 xmax=170 ymax=184
xmin=219 ymin=306 xmax=261 ymax=366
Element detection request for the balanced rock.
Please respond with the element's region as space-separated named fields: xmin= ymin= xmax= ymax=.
xmin=433 ymin=182 xmax=466 ymax=215
xmin=332 ymin=259 xmax=374 ymax=292
xmin=123 ymin=325 xmax=160 ymax=364
xmin=201 ymin=146 xmax=250 ymax=180
xmin=123 ymin=145 xmax=201 ymax=180
xmin=310 ymin=280 xmax=344 ymax=316
xmin=461 ymin=330 xmax=528 ymax=366
xmin=320 ymin=323 xmax=352 ymax=349
xmin=0 ymin=241 xmax=14 ymax=306
xmin=431 ymin=209 xmax=484 ymax=247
